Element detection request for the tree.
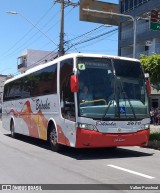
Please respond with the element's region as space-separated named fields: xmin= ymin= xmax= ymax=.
xmin=140 ymin=54 xmax=160 ymax=85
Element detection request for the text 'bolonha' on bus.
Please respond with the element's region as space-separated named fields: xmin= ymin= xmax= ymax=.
xmin=2 ymin=53 xmax=150 ymax=151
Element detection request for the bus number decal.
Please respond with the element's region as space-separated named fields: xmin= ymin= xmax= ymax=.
xmin=127 ymin=121 xmax=141 ymax=126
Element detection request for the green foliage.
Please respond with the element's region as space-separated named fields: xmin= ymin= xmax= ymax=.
xmin=149 ymin=132 xmax=160 ymax=141
xmin=140 ymin=54 xmax=160 ymax=84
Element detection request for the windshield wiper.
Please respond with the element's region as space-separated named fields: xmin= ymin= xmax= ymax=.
xmin=116 ymin=77 xmax=136 ymax=119
xmin=101 ymin=100 xmax=113 ymax=120
xmin=102 ymin=71 xmax=119 ymax=120
xmin=121 ymin=90 xmax=136 ymax=119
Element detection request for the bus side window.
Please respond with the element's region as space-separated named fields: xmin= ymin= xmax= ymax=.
xmin=21 ymin=77 xmax=31 ymax=98
xmin=60 ymin=59 xmax=75 ymax=121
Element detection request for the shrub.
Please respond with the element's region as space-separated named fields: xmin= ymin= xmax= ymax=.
xmin=149 ymin=132 xmax=160 ymax=141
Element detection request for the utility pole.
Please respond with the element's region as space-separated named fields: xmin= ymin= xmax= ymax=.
xmin=54 ymin=0 xmax=79 ymax=56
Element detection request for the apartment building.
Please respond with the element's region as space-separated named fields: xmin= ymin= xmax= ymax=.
xmin=118 ymin=0 xmax=160 ymax=108
xmin=17 ymin=49 xmax=58 ymax=72
xmin=119 ymin=0 xmax=160 ymax=58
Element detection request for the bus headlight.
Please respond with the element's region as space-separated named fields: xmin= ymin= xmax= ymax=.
xmin=77 ymin=123 xmax=98 ymax=132
xmin=145 ymin=124 xmax=150 ymax=129
xmin=140 ymin=124 xmax=150 ymax=130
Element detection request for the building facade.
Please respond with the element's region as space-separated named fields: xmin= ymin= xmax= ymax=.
xmin=17 ymin=49 xmax=58 ymax=73
xmin=119 ymin=0 xmax=160 ymax=109
xmin=119 ymin=0 xmax=160 ymax=58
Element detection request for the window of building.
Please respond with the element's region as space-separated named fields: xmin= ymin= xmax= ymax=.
xmin=145 ymin=46 xmax=149 ymax=51
xmin=129 ymin=0 xmax=133 ymax=9
xmin=134 ymin=0 xmax=138 ymax=7
xmin=121 ymin=0 xmax=151 ymax=13
xmin=125 ymin=0 xmax=129 ymax=11
xmin=120 ymin=0 xmax=125 ymax=13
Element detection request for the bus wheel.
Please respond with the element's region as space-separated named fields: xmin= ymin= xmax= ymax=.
xmin=48 ymin=124 xmax=61 ymax=152
xmin=10 ymin=120 xmax=16 ymax=138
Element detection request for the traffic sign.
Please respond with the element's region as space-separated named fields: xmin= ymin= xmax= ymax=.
xmin=80 ymin=0 xmax=120 ymax=26
xmin=150 ymin=22 xmax=160 ymax=31
xmin=150 ymin=9 xmax=160 ymax=31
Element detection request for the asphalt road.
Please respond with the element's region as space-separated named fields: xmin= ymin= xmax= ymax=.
xmin=0 ymin=121 xmax=160 ymax=193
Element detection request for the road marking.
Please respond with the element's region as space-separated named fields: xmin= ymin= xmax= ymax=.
xmin=108 ymin=164 xmax=155 ymax=179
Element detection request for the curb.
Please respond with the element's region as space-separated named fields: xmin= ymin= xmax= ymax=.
xmin=147 ymin=141 xmax=160 ymax=150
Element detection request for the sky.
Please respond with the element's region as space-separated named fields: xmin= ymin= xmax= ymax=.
xmin=0 ymin=0 xmax=118 ymax=75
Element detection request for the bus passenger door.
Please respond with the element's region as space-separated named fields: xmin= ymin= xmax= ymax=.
xmin=61 ymin=79 xmax=76 ymax=147
xmin=59 ymin=59 xmax=76 ymax=147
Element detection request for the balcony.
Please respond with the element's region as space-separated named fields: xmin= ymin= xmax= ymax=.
xmin=17 ymin=60 xmax=27 ymax=73
xmin=17 ymin=55 xmax=27 ymax=73
xmin=17 ymin=62 xmax=26 ymax=69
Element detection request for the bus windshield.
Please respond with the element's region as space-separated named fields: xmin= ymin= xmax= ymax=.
xmin=77 ymin=57 xmax=149 ymax=120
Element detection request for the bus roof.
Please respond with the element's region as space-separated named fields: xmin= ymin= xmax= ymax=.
xmin=4 ymin=53 xmax=140 ymax=85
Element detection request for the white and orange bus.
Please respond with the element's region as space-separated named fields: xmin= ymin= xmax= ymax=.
xmin=2 ymin=53 xmax=150 ymax=151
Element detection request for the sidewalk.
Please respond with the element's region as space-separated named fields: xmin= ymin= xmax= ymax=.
xmin=150 ymin=124 xmax=160 ymax=133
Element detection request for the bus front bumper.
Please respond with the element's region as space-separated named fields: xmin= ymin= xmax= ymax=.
xmin=75 ymin=128 xmax=150 ymax=148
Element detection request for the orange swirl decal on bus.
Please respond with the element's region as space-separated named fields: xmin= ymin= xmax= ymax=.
xmin=6 ymin=100 xmax=48 ymax=140
xmin=57 ymin=125 xmax=70 ymax=146
xmin=5 ymin=100 xmax=70 ymax=145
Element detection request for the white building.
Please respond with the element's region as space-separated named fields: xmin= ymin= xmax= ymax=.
xmin=17 ymin=49 xmax=58 ymax=72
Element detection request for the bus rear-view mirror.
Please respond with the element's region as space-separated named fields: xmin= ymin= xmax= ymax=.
xmin=146 ymin=78 xmax=151 ymax=95
xmin=70 ymin=75 xmax=79 ymax=93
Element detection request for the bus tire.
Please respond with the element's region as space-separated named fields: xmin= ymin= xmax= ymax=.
xmin=48 ymin=123 xmax=62 ymax=152
xmin=10 ymin=120 xmax=16 ymax=138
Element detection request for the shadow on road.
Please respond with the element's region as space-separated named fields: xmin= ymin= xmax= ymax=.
xmin=61 ymin=147 xmax=154 ymax=160
xmin=5 ymin=133 xmax=154 ymax=160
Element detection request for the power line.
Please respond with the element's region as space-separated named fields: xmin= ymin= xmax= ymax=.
xmin=71 ymin=31 xmax=118 ymax=52
xmin=0 ymin=4 xmax=77 ymax=62
xmin=0 ymin=3 xmax=56 ymax=58
xmin=14 ymin=28 xmax=117 ymax=74
xmin=1 ymin=1 xmax=120 ymax=76
xmin=28 ymin=28 xmax=118 ymax=70
xmin=65 ymin=28 xmax=118 ymax=52
xmin=7 ymin=29 xmax=117 ymax=77
xmin=65 ymin=24 xmax=105 ymax=43
xmin=64 ymin=24 xmax=116 ymax=53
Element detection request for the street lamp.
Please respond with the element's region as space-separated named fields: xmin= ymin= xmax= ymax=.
xmin=82 ymin=8 xmax=137 ymax=58
xmin=6 ymin=11 xmax=58 ymax=47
